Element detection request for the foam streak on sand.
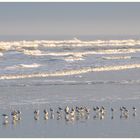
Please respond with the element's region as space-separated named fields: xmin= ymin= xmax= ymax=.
xmin=1 ymin=64 xmax=140 ymax=80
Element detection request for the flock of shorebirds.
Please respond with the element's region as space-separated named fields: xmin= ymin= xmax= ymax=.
xmin=1 ymin=105 xmax=137 ymax=125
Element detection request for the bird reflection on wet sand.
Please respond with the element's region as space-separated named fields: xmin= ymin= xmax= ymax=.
xmin=0 ymin=106 xmax=138 ymax=126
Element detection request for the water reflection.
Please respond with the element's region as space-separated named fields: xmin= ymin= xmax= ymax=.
xmin=3 ymin=120 xmax=9 ymax=126
xmin=50 ymin=113 xmax=55 ymax=119
xmin=133 ymin=112 xmax=136 ymax=117
xmin=34 ymin=115 xmax=39 ymax=121
xmin=0 ymin=106 xmax=138 ymax=126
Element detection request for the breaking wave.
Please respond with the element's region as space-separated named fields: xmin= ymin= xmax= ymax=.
xmin=102 ymin=56 xmax=132 ymax=60
xmin=21 ymin=49 xmax=140 ymax=57
xmin=0 ymin=38 xmax=140 ymax=52
xmin=0 ymin=64 xmax=140 ymax=80
xmin=5 ymin=63 xmax=41 ymax=70
xmin=1 ymin=38 xmax=140 ymax=81
xmin=64 ymin=56 xmax=85 ymax=62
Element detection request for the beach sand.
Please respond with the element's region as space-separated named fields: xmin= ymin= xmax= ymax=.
xmin=0 ymin=69 xmax=140 ymax=137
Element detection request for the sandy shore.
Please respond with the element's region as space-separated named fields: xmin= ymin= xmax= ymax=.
xmin=0 ymin=69 xmax=140 ymax=137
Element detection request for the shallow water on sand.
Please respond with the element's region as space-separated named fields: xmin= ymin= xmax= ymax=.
xmin=0 ymin=100 xmax=140 ymax=138
xmin=0 ymin=69 xmax=140 ymax=137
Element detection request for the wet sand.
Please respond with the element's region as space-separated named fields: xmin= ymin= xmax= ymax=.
xmin=0 ymin=69 xmax=140 ymax=137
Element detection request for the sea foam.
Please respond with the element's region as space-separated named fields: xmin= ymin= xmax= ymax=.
xmin=1 ymin=64 xmax=140 ymax=80
xmin=5 ymin=63 xmax=41 ymax=70
xmin=0 ymin=38 xmax=140 ymax=52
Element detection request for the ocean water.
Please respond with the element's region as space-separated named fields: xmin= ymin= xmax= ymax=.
xmin=0 ymin=36 xmax=140 ymax=137
xmin=1 ymin=37 xmax=140 ymax=79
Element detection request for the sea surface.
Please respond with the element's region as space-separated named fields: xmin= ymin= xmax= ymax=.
xmin=0 ymin=36 xmax=140 ymax=137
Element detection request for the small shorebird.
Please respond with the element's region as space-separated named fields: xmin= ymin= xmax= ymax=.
xmin=34 ymin=110 xmax=40 ymax=120
xmin=58 ymin=107 xmax=63 ymax=112
xmin=34 ymin=110 xmax=39 ymax=116
xmin=2 ymin=114 xmax=9 ymax=125
xmin=111 ymin=108 xmax=114 ymax=114
xmin=44 ymin=109 xmax=49 ymax=120
xmin=111 ymin=108 xmax=114 ymax=112
xmin=57 ymin=107 xmax=63 ymax=116
xmin=50 ymin=108 xmax=54 ymax=113
xmin=84 ymin=107 xmax=90 ymax=114
xmin=2 ymin=114 xmax=8 ymax=120
xmin=11 ymin=110 xmax=17 ymax=116
xmin=100 ymin=106 xmax=105 ymax=115
xmin=78 ymin=106 xmax=85 ymax=116
xmin=2 ymin=114 xmax=9 ymax=124
xmin=76 ymin=106 xmax=80 ymax=113
xmin=111 ymin=108 xmax=114 ymax=119
xmin=70 ymin=108 xmax=75 ymax=117
xmin=93 ymin=107 xmax=96 ymax=111
xmin=132 ymin=107 xmax=136 ymax=117
xmin=12 ymin=114 xmax=18 ymax=121
xmin=101 ymin=106 xmax=105 ymax=110
xmin=124 ymin=109 xmax=129 ymax=115
xmin=16 ymin=110 xmax=21 ymax=120
xmin=17 ymin=110 xmax=21 ymax=116
xmin=122 ymin=106 xmax=126 ymax=110
xmin=120 ymin=107 xmax=129 ymax=119
xmin=56 ymin=109 xmax=63 ymax=120
xmin=65 ymin=106 xmax=69 ymax=114
xmin=132 ymin=107 xmax=136 ymax=112
xmin=71 ymin=107 xmax=75 ymax=112
xmin=49 ymin=108 xmax=54 ymax=119
xmin=96 ymin=106 xmax=100 ymax=112
xmin=44 ymin=109 xmax=49 ymax=116
xmin=44 ymin=109 xmax=48 ymax=113
xmin=11 ymin=110 xmax=19 ymax=121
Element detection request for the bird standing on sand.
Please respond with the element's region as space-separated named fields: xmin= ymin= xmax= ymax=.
xmin=58 ymin=107 xmax=63 ymax=112
xmin=11 ymin=110 xmax=17 ymax=116
xmin=34 ymin=110 xmax=39 ymax=120
xmin=96 ymin=106 xmax=100 ymax=113
xmin=84 ymin=107 xmax=90 ymax=114
xmin=11 ymin=110 xmax=19 ymax=121
xmin=132 ymin=107 xmax=136 ymax=112
xmin=111 ymin=108 xmax=114 ymax=119
xmin=44 ymin=109 xmax=49 ymax=120
xmin=34 ymin=110 xmax=39 ymax=115
xmin=50 ymin=108 xmax=54 ymax=119
xmin=111 ymin=108 xmax=114 ymax=115
xmin=2 ymin=114 xmax=9 ymax=125
xmin=100 ymin=106 xmax=105 ymax=115
xmin=93 ymin=107 xmax=96 ymax=111
xmin=44 ymin=109 xmax=48 ymax=115
xmin=2 ymin=114 xmax=8 ymax=119
xmin=65 ymin=106 xmax=69 ymax=114
xmin=50 ymin=108 xmax=54 ymax=113
xmin=132 ymin=106 xmax=136 ymax=117
xmin=70 ymin=108 xmax=75 ymax=117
